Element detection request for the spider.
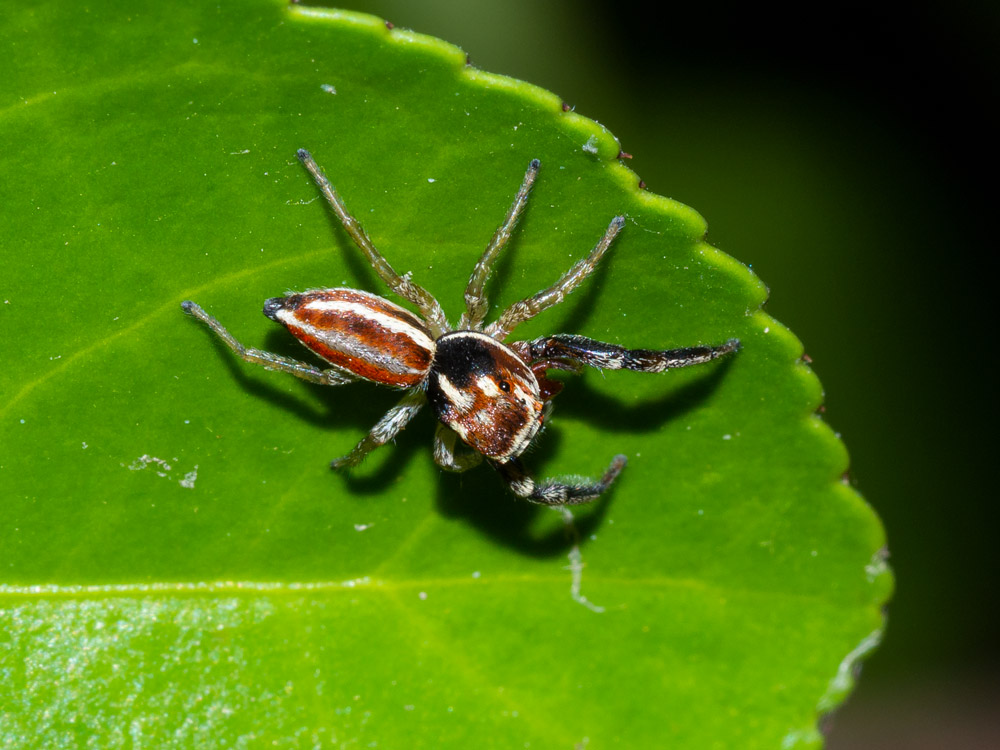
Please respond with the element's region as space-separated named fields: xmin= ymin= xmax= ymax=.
xmin=182 ymin=150 xmax=738 ymax=505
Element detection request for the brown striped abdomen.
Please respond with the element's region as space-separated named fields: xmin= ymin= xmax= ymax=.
xmin=263 ymin=289 xmax=435 ymax=388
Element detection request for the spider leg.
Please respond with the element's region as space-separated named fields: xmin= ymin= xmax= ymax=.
xmin=182 ymin=301 xmax=357 ymax=386
xmin=296 ymin=149 xmax=450 ymax=336
xmin=459 ymin=158 xmax=540 ymax=330
xmin=433 ymin=423 xmax=485 ymax=472
xmin=331 ymin=390 xmax=426 ymax=469
xmin=485 ymin=215 xmax=625 ymax=341
xmin=493 ymin=454 xmax=627 ymax=506
xmin=522 ymin=334 xmax=740 ymax=373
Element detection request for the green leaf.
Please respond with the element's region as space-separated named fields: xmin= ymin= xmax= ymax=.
xmin=0 ymin=2 xmax=890 ymax=747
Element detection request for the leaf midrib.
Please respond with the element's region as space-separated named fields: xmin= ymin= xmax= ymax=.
xmin=0 ymin=574 xmax=845 ymax=604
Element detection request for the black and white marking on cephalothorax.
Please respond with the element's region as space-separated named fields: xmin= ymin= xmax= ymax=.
xmin=182 ymin=150 xmax=740 ymax=505
xmin=426 ymin=331 xmax=544 ymax=461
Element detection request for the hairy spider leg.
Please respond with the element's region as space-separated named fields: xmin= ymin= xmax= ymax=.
xmin=523 ymin=334 xmax=741 ymax=373
xmin=459 ymin=158 xmax=540 ymax=331
xmin=486 ymin=215 xmax=626 ymax=341
xmin=181 ymin=301 xmax=358 ymax=386
xmin=296 ymin=149 xmax=450 ymax=336
xmin=433 ymin=423 xmax=485 ymax=473
xmin=494 ymin=453 xmax=628 ymax=506
xmin=332 ymin=389 xmax=426 ymax=469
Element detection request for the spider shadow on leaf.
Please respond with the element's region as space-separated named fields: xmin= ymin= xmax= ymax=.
xmin=207 ymin=320 xmax=427 ymax=493
xmin=429 ymin=356 xmax=734 ymax=557
xmin=426 ymin=427 xmax=613 ymax=559
xmin=552 ymin=354 xmax=737 ymax=434
xmin=192 ymin=323 xmax=404 ymax=435
xmin=190 ymin=216 xmax=733 ymax=555
xmin=334 ymin=422 xmax=427 ymax=495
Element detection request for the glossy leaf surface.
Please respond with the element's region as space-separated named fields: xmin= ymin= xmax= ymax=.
xmin=0 ymin=2 xmax=890 ymax=747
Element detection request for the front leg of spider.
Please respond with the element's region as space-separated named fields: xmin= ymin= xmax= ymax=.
xmin=517 ymin=334 xmax=741 ymax=374
xmin=497 ymin=453 xmax=629 ymax=506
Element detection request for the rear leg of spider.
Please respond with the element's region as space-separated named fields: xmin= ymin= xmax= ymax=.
xmin=181 ymin=301 xmax=358 ymax=386
xmin=296 ymin=149 xmax=449 ymax=335
xmin=494 ymin=454 xmax=627 ymax=506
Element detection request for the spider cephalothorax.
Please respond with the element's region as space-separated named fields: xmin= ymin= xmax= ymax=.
xmin=182 ymin=150 xmax=738 ymax=505
xmin=426 ymin=331 xmax=545 ymax=461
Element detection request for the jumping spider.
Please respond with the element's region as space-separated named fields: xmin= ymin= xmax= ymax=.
xmin=182 ymin=150 xmax=738 ymax=505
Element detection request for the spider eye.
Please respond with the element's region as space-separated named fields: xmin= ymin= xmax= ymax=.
xmin=498 ymin=379 xmax=511 ymax=393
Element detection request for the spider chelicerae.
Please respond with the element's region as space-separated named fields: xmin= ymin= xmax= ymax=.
xmin=182 ymin=149 xmax=738 ymax=505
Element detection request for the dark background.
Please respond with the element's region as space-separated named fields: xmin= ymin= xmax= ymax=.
xmin=346 ymin=1 xmax=998 ymax=746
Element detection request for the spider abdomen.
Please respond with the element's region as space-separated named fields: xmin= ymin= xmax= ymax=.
xmin=427 ymin=331 xmax=544 ymax=461
xmin=264 ymin=289 xmax=435 ymax=388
